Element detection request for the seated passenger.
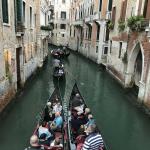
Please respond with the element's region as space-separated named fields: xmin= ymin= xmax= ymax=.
xmin=38 ymin=121 xmax=53 ymax=145
xmin=50 ymin=112 xmax=63 ymax=131
xmin=53 ymin=59 xmax=60 ymax=68
xmin=44 ymin=102 xmax=54 ymax=122
xmin=71 ymin=116 xmax=82 ymax=132
xmin=30 ymin=135 xmax=39 ymax=147
xmin=82 ymin=124 xmax=104 ymax=150
xmin=50 ymin=137 xmax=63 ymax=147
xmin=53 ymin=102 xmax=62 ymax=114
xmin=84 ymin=114 xmax=95 ymax=129
xmin=84 ymin=108 xmax=91 ymax=116
xmin=83 ymin=108 xmax=91 ymax=124
xmin=72 ymin=93 xmax=83 ymax=107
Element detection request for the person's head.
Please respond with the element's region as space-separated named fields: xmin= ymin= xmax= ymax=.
xmin=86 ymin=124 xmax=97 ymax=134
xmin=41 ymin=121 xmax=47 ymax=127
xmin=85 ymin=108 xmax=90 ymax=114
xmin=30 ymin=135 xmax=38 ymax=146
xmin=55 ymin=98 xmax=59 ymax=102
xmin=54 ymin=138 xmax=61 ymax=145
xmin=88 ymin=114 xmax=93 ymax=120
xmin=57 ymin=102 xmax=61 ymax=106
xmin=55 ymin=111 xmax=61 ymax=117
xmin=75 ymin=93 xmax=80 ymax=98
xmin=47 ymin=102 xmax=51 ymax=107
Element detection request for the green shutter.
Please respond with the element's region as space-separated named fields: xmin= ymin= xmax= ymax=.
xmin=108 ymin=0 xmax=113 ymax=11
xmin=2 ymin=0 xmax=9 ymax=23
xmin=16 ymin=0 xmax=23 ymax=22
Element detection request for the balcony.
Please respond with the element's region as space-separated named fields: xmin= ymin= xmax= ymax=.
xmin=93 ymin=12 xmax=101 ymax=21
xmin=72 ymin=19 xmax=83 ymax=27
xmin=85 ymin=16 xmax=91 ymax=23
xmin=16 ymin=22 xmax=25 ymax=36
xmin=54 ymin=19 xmax=69 ymax=24
xmin=127 ymin=16 xmax=150 ymax=32
xmin=40 ymin=28 xmax=50 ymax=39
xmin=49 ymin=18 xmax=54 ymax=23
xmin=49 ymin=5 xmax=54 ymax=11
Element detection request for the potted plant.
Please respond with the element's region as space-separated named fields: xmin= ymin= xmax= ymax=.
xmin=108 ymin=21 xmax=114 ymax=30
xmin=118 ymin=20 xmax=126 ymax=32
xmin=127 ymin=15 xmax=145 ymax=32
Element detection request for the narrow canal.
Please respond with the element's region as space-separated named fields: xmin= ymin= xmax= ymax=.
xmin=0 ymin=45 xmax=150 ymax=150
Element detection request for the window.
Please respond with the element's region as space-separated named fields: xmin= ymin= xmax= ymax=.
xmin=105 ymin=27 xmax=109 ymax=42
xmin=62 ymin=0 xmax=65 ymax=4
xmin=110 ymin=40 xmax=112 ymax=54
xmin=62 ymin=34 xmax=65 ymax=37
xmin=88 ymin=26 xmax=92 ymax=40
xmin=70 ymin=27 xmax=71 ymax=36
xmin=23 ymin=1 xmax=26 ymax=24
xmin=143 ymin=0 xmax=149 ymax=18
xmin=96 ymin=46 xmax=98 ymax=53
xmin=34 ymin=14 xmax=36 ymax=26
xmin=2 ymin=0 xmax=9 ymax=23
xmin=30 ymin=7 xmax=32 ymax=27
xmin=56 ymin=24 xmax=57 ymax=29
xmin=111 ymin=6 xmax=116 ymax=25
xmin=99 ymin=0 xmax=102 ymax=12
xmin=16 ymin=0 xmax=23 ymax=23
xmin=104 ymin=47 xmax=108 ymax=55
xmin=119 ymin=42 xmax=122 ymax=58
xmin=120 ymin=0 xmax=127 ymax=21
xmin=96 ymin=24 xmax=100 ymax=41
xmin=74 ymin=29 xmax=75 ymax=37
xmin=60 ymin=24 xmax=66 ymax=29
xmin=61 ymin=11 xmax=66 ymax=19
xmin=108 ymin=0 xmax=113 ymax=11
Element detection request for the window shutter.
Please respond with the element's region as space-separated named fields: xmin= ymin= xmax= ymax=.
xmin=137 ymin=0 xmax=143 ymax=15
xmin=16 ymin=0 xmax=23 ymax=22
xmin=146 ymin=0 xmax=150 ymax=19
xmin=108 ymin=0 xmax=113 ymax=11
xmin=2 ymin=0 xmax=9 ymax=23
xmin=112 ymin=6 xmax=116 ymax=24
xmin=120 ymin=0 xmax=127 ymax=21
xmin=99 ymin=0 xmax=102 ymax=11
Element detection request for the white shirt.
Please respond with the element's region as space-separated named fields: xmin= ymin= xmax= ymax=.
xmin=38 ymin=126 xmax=51 ymax=139
xmin=50 ymin=140 xmax=63 ymax=147
xmin=53 ymin=104 xmax=62 ymax=113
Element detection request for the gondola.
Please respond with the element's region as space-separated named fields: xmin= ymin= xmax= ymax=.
xmin=53 ymin=64 xmax=65 ymax=79
xmin=67 ymin=83 xmax=107 ymax=150
xmin=29 ymin=88 xmax=67 ymax=150
xmin=51 ymin=49 xmax=70 ymax=59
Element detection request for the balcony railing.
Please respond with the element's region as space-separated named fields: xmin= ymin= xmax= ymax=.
xmin=16 ymin=22 xmax=25 ymax=35
xmin=93 ymin=12 xmax=101 ymax=21
xmin=72 ymin=19 xmax=83 ymax=26
xmin=85 ymin=15 xmax=93 ymax=23
xmin=49 ymin=5 xmax=54 ymax=11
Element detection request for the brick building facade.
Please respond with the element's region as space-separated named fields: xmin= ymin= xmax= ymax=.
xmin=0 ymin=0 xmax=51 ymax=112
xmin=108 ymin=0 xmax=150 ymax=107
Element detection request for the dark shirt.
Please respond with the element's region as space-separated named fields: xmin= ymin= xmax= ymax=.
xmin=72 ymin=97 xmax=83 ymax=107
xmin=71 ymin=117 xmax=82 ymax=131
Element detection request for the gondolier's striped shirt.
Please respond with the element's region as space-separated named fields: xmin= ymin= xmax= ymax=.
xmin=82 ymin=133 xmax=104 ymax=150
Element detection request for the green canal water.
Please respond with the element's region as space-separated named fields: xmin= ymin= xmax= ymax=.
xmin=0 ymin=46 xmax=150 ymax=150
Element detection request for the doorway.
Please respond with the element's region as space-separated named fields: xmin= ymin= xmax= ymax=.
xmin=16 ymin=47 xmax=21 ymax=89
